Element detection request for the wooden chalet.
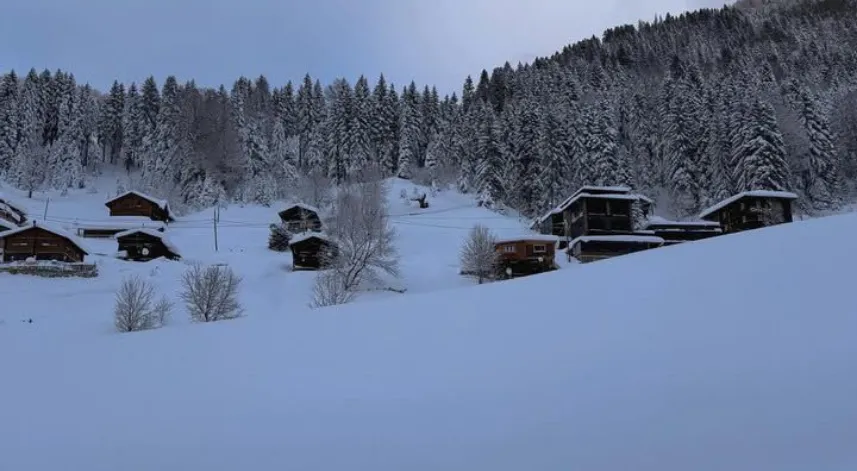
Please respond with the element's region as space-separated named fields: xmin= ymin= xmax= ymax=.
xmin=105 ymin=190 xmax=175 ymax=223
xmin=643 ymin=217 xmax=722 ymax=246
xmin=494 ymin=235 xmax=558 ymax=278
xmin=115 ymin=228 xmax=181 ymax=262
xmin=698 ymin=190 xmax=798 ymax=234
xmin=532 ymin=185 xmax=653 ymax=243
xmin=290 ymin=232 xmax=338 ymax=270
xmin=0 ymin=221 xmax=89 ymax=263
xmin=569 ymin=235 xmax=664 ymax=264
xmin=278 ymin=203 xmax=323 ymax=233
xmin=0 ymin=193 xmax=27 ymax=226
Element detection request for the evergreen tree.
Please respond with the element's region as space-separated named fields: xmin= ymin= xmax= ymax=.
xmin=734 ymin=98 xmax=791 ymax=192
xmin=0 ymin=71 xmax=19 ymax=174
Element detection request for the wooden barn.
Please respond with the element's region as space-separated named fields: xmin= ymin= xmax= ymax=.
xmin=115 ymin=228 xmax=181 ymax=261
xmin=698 ymin=190 xmax=798 ymax=234
xmin=105 ymin=190 xmax=175 ymax=223
xmin=278 ymin=203 xmax=322 ymax=233
xmin=0 ymin=193 xmax=27 ymax=226
xmin=494 ymin=235 xmax=558 ymax=278
xmin=532 ymin=185 xmax=653 ymax=246
xmin=0 ymin=221 xmax=89 ymax=263
xmin=73 ymin=216 xmax=166 ymax=238
xmin=643 ymin=217 xmax=722 ymax=246
xmin=568 ymin=235 xmax=665 ymax=264
xmin=290 ymin=232 xmax=338 ymax=270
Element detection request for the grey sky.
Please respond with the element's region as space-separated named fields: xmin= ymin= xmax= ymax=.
xmin=0 ymin=0 xmax=728 ymax=95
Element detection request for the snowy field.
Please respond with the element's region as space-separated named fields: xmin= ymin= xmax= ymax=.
xmin=1 ymin=179 xmax=857 ymax=470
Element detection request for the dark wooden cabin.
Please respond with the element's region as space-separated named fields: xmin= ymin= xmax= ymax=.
xmin=568 ymin=235 xmax=664 ymax=264
xmin=0 ymin=221 xmax=88 ymax=263
xmin=494 ymin=236 xmax=558 ymax=277
xmin=290 ymin=233 xmax=338 ymax=270
xmin=532 ymin=185 xmax=653 ymax=248
xmin=0 ymin=194 xmax=27 ymax=226
xmin=105 ymin=190 xmax=175 ymax=223
xmin=643 ymin=218 xmax=722 ymax=246
xmin=698 ymin=190 xmax=798 ymax=234
xmin=278 ymin=203 xmax=323 ymax=233
xmin=115 ymin=228 xmax=180 ymax=261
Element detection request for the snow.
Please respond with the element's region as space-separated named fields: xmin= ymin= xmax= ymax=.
xmin=570 ymin=234 xmax=666 ymax=246
xmin=114 ymin=228 xmax=181 ymax=255
xmin=69 ymin=216 xmax=167 ymax=231
xmin=0 ymin=192 xmax=27 ymax=223
xmin=1 ymin=178 xmax=856 ymax=471
xmin=495 ymin=234 xmax=559 ymax=244
xmin=534 ymin=192 xmax=647 ymax=225
xmin=698 ymin=190 xmax=799 ymax=219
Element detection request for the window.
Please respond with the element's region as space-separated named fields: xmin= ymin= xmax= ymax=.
xmin=532 ymin=244 xmax=547 ymax=253
xmin=502 ymin=245 xmax=516 ymax=253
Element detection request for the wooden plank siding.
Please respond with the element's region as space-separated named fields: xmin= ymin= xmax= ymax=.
xmin=0 ymin=227 xmax=87 ymax=263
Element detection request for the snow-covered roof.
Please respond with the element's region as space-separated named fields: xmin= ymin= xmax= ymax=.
xmin=280 ymin=202 xmax=321 ymax=217
xmin=0 ymin=193 xmax=28 ymax=223
xmin=0 ymin=220 xmax=91 ymax=254
xmin=71 ymin=216 xmax=167 ymax=231
xmin=495 ymin=234 xmax=560 ymax=245
xmin=105 ymin=190 xmax=171 ymax=212
xmin=569 ymin=234 xmax=665 ymax=247
xmin=290 ymin=231 xmax=332 ymax=245
xmin=114 ymin=228 xmax=181 ymax=255
xmin=645 ymin=216 xmax=722 ymax=230
xmin=698 ymin=190 xmax=798 ymax=220
xmin=570 ymin=185 xmax=632 ymax=197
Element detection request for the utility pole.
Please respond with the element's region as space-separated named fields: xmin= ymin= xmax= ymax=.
xmin=213 ymin=206 xmax=219 ymax=252
xmin=42 ymin=198 xmax=50 ymax=220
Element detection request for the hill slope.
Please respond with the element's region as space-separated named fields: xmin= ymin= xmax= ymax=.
xmin=2 ymin=207 xmax=856 ymax=470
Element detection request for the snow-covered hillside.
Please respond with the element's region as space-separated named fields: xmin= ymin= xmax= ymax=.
xmin=1 ymin=182 xmax=856 ymax=470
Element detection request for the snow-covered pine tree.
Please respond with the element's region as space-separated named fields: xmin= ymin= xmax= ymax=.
xmin=0 ymin=71 xmax=19 ymax=175
xmin=734 ymin=98 xmax=791 ymax=192
xmin=397 ymin=82 xmax=422 ymax=180
xmin=100 ymin=80 xmax=125 ymax=164
xmin=473 ymin=102 xmax=506 ymax=206
xmin=49 ymin=73 xmax=84 ymax=190
xmin=349 ymin=75 xmax=372 ymax=175
xmin=122 ymin=83 xmax=144 ymax=172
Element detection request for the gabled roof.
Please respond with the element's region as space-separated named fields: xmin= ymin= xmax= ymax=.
xmin=0 ymin=220 xmax=90 ymax=254
xmin=105 ymin=190 xmax=172 ymax=213
xmin=115 ymin=228 xmax=180 ymax=255
xmin=279 ymin=202 xmax=321 ymax=218
xmin=698 ymin=190 xmax=799 ymax=220
xmin=0 ymin=192 xmax=28 ymax=223
xmin=290 ymin=231 xmax=332 ymax=245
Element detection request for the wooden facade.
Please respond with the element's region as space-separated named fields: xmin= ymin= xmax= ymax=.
xmin=115 ymin=229 xmax=180 ymax=261
xmin=643 ymin=219 xmax=722 ymax=246
xmin=0 ymin=223 xmax=88 ymax=263
xmin=494 ymin=237 xmax=557 ymax=277
xmin=699 ymin=191 xmax=797 ymax=234
xmin=279 ymin=204 xmax=322 ymax=233
xmin=569 ymin=235 xmax=664 ymax=264
xmin=105 ymin=191 xmax=174 ymax=222
xmin=290 ymin=234 xmax=338 ymax=270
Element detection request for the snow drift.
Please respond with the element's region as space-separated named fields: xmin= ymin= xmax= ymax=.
xmin=1 ymin=211 xmax=857 ymax=471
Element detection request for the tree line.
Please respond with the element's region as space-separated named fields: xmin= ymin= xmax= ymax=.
xmin=2 ymin=0 xmax=857 ymax=218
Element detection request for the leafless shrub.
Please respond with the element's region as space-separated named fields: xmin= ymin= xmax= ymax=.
xmin=180 ymin=263 xmax=244 ymax=322
xmin=324 ymin=177 xmax=399 ymax=293
xmin=309 ymin=269 xmax=355 ymax=308
xmin=460 ymin=224 xmax=500 ymax=284
xmin=114 ymin=275 xmax=172 ymax=332
xmin=294 ymin=168 xmax=333 ymax=212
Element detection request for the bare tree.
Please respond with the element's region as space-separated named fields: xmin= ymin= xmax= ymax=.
xmin=323 ymin=176 xmax=399 ymax=294
xmin=114 ymin=275 xmax=173 ymax=333
xmin=460 ymin=224 xmax=500 ymax=284
xmin=295 ymin=168 xmax=333 ymax=211
xmin=180 ymin=263 xmax=244 ymax=322
xmin=309 ymin=269 xmax=355 ymax=308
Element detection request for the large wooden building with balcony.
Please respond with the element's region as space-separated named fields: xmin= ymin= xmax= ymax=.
xmin=105 ymin=190 xmax=175 ymax=223
xmin=698 ymin=190 xmax=798 ymax=234
xmin=0 ymin=221 xmax=89 ymax=263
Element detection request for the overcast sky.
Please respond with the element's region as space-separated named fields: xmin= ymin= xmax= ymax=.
xmin=1 ymin=0 xmax=728 ymax=95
